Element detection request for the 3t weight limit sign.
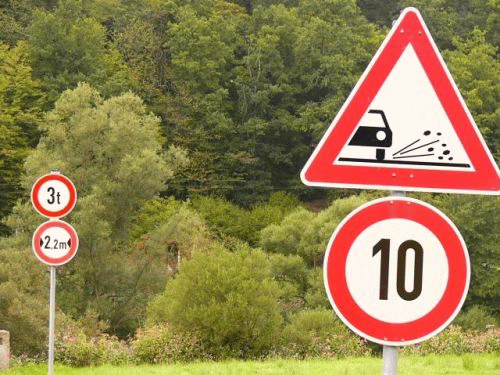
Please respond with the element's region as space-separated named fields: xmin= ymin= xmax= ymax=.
xmin=31 ymin=171 xmax=77 ymax=219
xmin=324 ymin=197 xmax=470 ymax=346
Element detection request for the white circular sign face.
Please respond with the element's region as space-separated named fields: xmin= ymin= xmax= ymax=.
xmin=32 ymin=220 xmax=79 ymax=266
xmin=324 ymin=197 xmax=470 ymax=346
xmin=345 ymin=218 xmax=449 ymax=323
xmin=31 ymin=172 xmax=77 ymax=218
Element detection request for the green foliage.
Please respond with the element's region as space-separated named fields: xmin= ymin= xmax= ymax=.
xmin=443 ymin=30 xmax=500 ymax=157
xmin=260 ymin=194 xmax=370 ymax=265
xmin=131 ymin=323 xmax=209 ymax=363
xmin=279 ymin=309 xmax=371 ymax=359
xmin=304 ymin=267 xmax=330 ymax=309
xmin=128 ymin=197 xmax=183 ymax=241
xmin=128 ymin=201 xmax=212 ymax=279
xmin=269 ymin=253 xmax=309 ymax=317
xmin=3 ymin=83 xmax=186 ymax=340
xmin=55 ymin=312 xmax=131 ymax=366
xmin=397 ymin=0 xmax=500 ymax=49
xmin=148 ymin=244 xmax=283 ymax=358
xmin=429 ymin=195 xmax=500 ymax=314
xmin=2 ymin=0 xmax=500 ymax=361
xmin=156 ymin=0 xmax=382 ymax=203
xmin=0 ymin=41 xmax=44 ymax=235
xmin=454 ymin=305 xmax=499 ymax=332
xmin=282 ymin=309 xmax=347 ymax=344
xmin=189 ymin=191 xmax=300 ymax=245
xmin=401 ymin=325 xmax=500 ymax=355
xmin=0 ymin=0 xmax=50 ymax=45
xmin=0 ymin=233 xmax=48 ymax=355
xmin=189 ymin=195 xmax=248 ymax=240
xmin=357 ymin=0 xmax=399 ymax=27
xmin=27 ymin=0 xmax=131 ymax=102
xmin=25 ymin=83 xmax=177 ymax=240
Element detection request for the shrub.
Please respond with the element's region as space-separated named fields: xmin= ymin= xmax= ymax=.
xmin=131 ymin=323 xmax=209 ymax=363
xmin=278 ymin=309 xmax=371 ymax=358
xmin=401 ymin=325 xmax=500 ymax=355
xmin=453 ymin=305 xmax=499 ymax=331
xmin=147 ymin=244 xmax=284 ymax=359
xmin=55 ymin=313 xmax=130 ymax=366
xmin=189 ymin=192 xmax=300 ymax=246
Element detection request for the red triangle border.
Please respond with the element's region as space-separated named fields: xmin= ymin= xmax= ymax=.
xmin=301 ymin=8 xmax=500 ymax=194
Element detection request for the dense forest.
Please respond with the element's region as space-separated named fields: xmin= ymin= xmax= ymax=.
xmin=1 ymin=0 xmax=500 ymax=358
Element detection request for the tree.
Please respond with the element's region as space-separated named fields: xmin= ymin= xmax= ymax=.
xmin=443 ymin=29 xmax=500 ymax=159
xmin=148 ymin=244 xmax=283 ymax=358
xmin=0 ymin=41 xmax=45 ymax=235
xmin=0 ymin=0 xmax=53 ymax=45
xmin=2 ymin=83 xmax=187 ymax=340
xmin=157 ymin=0 xmax=382 ymax=204
xmin=27 ymin=0 xmax=131 ymax=103
xmin=430 ymin=194 xmax=500 ymax=315
xmin=357 ymin=0 xmax=400 ymax=27
xmin=0 ymin=233 xmax=49 ymax=355
xmin=260 ymin=193 xmax=371 ymax=266
xmin=396 ymin=0 xmax=500 ymax=50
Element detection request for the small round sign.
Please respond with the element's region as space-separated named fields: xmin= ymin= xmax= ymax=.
xmin=32 ymin=220 xmax=79 ymax=266
xmin=324 ymin=197 xmax=470 ymax=346
xmin=31 ymin=172 xmax=77 ymax=218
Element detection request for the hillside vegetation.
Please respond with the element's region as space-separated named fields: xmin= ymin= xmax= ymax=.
xmin=1 ymin=0 xmax=500 ymax=360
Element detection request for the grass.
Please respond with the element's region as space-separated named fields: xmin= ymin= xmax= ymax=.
xmin=4 ymin=354 xmax=500 ymax=375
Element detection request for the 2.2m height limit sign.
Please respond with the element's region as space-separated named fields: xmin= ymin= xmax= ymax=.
xmin=323 ymin=197 xmax=470 ymax=346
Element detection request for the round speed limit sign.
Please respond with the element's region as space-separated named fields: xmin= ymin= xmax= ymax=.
xmin=324 ymin=197 xmax=470 ymax=346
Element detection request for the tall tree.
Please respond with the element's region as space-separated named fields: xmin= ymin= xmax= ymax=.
xmin=0 ymin=41 xmax=44 ymax=235
xmin=27 ymin=0 xmax=131 ymax=104
xmin=0 ymin=0 xmax=54 ymax=45
xmin=156 ymin=0 xmax=382 ymax=204
xmin=1 ymin=83 xmax=187 ymax=342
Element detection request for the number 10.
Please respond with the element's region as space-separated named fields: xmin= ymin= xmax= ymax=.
xmin=373 ymin=239 xmax=423 ymax=301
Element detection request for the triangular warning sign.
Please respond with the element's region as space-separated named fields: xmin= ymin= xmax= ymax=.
xmin=301 ymin=7 xmax=500 ymax=194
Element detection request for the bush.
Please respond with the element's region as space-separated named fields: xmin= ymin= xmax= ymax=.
xmin=401 ymin=325 xmax=500 ymax=355
xmin=131 ymin=323 xmax=209 ymax=363
xmin=55 ymin=313 xmax=130 ymax=366
xmin=454 ymin=305 xmax=499 ymax=331
xmin=189 ymin=192 xmax=300 ymax=245
xmin=147 ymin=244 xmax=284 ymax=359
xmin=278 ymin=309 xmax=371 ymax=358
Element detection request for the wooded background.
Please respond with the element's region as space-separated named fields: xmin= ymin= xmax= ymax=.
xmin=1 ymin=0 xmax=500 ymax=357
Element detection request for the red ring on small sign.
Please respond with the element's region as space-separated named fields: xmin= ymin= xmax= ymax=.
xmin=31 ymin=173 xmax=77 ymax=218
xmin=32 ymin=220 xmax=79 ymax=266
xmin=324 ymin=197 xmax=470 ymax=346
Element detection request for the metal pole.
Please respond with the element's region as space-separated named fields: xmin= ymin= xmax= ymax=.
xmin=382 ymin=345 xmax=398 ymax=375
xmin=381 ymin=190 xmax=405 ymax=375
xmin=48 ymin=266 xmax=56 ymax=375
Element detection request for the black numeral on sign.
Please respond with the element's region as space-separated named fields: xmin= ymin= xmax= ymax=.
xmin=372 ymin=239 xmax=424 ymax=301
xmin=40 ymin=235 xmax=69 ymax=251
xmin=46 ymin=186 xmax=61 ymax=205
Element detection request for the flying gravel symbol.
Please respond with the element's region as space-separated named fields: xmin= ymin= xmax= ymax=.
xmin=339 ymin=110 xmax=471 ymax=168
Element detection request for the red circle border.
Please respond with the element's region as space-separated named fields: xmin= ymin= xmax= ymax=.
xmin=31 ymin=173 xmax=77 ymax=218
xmin=32 ymin=220 xmax=79 ymax=266
xmin=324 ymin=197 xmax=470 ymax=346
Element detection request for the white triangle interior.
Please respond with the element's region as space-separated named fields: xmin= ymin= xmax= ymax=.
xmin=336 ymin=45 xmax=473 ymax=171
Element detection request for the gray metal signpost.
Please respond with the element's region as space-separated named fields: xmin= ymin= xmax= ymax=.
xmin=382 ymin=345 xmax=398 ymax=375
xmin=48 ymin=267 xmax=56 ymax=375
xmin=31 ymin=171 xmax=78 ymax=375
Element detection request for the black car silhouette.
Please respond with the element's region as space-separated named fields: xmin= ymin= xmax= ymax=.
xmin=348 ymin=109 xmax=393 ymax=160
